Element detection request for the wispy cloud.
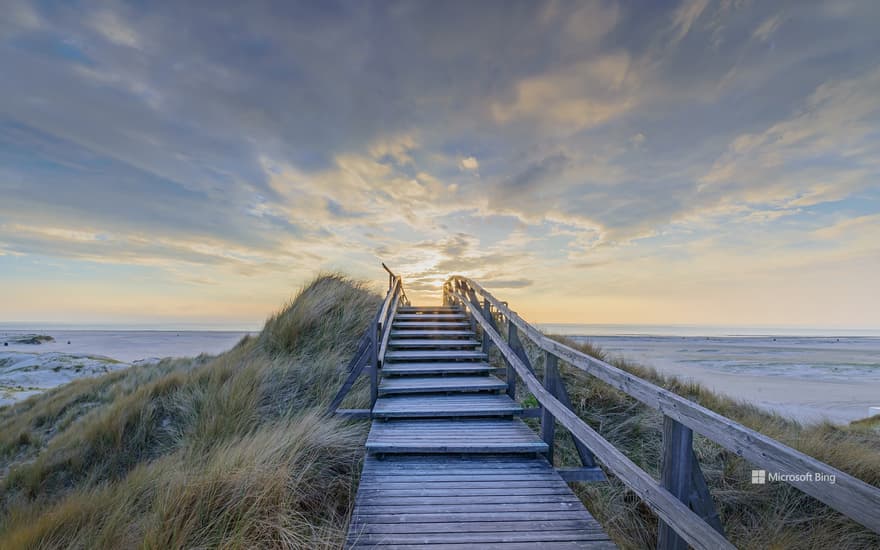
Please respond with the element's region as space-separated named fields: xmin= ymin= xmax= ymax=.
xmin=0 ymin=0 xmax=878 ymax=327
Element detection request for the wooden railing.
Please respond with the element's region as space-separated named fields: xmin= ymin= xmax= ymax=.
xmin=327 ymin=265 xmax=408 ymax=417
xmin=444 ymin=275 xmax=880 ymax=550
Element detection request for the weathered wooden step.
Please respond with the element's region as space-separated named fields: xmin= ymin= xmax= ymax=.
xmin=373 ymin=394 xmax=522 ymax=418
xmin=382 ymin=362 xmax=496 ymax=376
xmin=365 ymin=419 xmax=549 ymax=454
xmin=395 ymin=313 xmax=467 ymax=321
xmin=392 ymin=321 xmax=471 ymax=329
xmin=388 ymin=339 xmax=479 ymax=349
xmin=398 ymin=306 xmax=461 ymax=313
xmin=348 ymin=455 xmax=614 ymax=548
xmin=384 ymin=350 xmax=487 ymax=362
xmin=390 ymin=330 xmax=475 ymax=339
xmin=378 ymin=375 xmax=506 ymax=395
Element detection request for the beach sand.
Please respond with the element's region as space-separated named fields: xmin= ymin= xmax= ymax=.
xmin=639 ymin=360 xmax=879 ymax=425
xmin=572 ymin=334 xmax=880 ymax=425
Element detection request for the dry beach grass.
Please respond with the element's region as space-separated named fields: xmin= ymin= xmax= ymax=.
xmin=0 ymin=275 xmax=877 ymax=549
xmin=0 ymin=274 xmax=377 ymax=549
xmin=518 ymin=337 xmax=880 ymax=550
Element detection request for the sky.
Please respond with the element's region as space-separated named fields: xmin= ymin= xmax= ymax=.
xmin=1 ymin=0 xmax=878 ymax=330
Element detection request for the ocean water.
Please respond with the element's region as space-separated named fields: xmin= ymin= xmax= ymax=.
xmin=3 ymin=325 xmax=879 ymax=423
xmin=533 ymin=325 xmax=880 ymax=423
xmin=1 ymin=330 xmax=253 ymax=363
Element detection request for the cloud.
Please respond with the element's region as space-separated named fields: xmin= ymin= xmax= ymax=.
xmin=459 ymin=156 xmax=479 ymax=171
xmin=753 ymin=14 xmax=782 ymax=42
xmin=90 ymin=11 xmax=142 ymax=49
xmin=490 ymin=53 xmax=638 ymax=131
xmin=670 ymin=0 xmax=709 ymax=44
xmin=0 ymin=1 xmax=878 ymax=327
xmin=699 ymin=66 xmax=880 ymax=209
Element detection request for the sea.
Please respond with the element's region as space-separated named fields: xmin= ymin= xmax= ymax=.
xmin=3 ymin=324 xmax=879 ymax=423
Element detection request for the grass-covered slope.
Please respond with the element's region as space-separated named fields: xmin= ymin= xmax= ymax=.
xmin=515 ymin=336 xmax=880 ymax=550
xmin=0 ymin=274 xmax=378 ymax=549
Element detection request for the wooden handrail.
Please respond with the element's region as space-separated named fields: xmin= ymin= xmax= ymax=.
xmin=446 ymin=276 xmax=880 ymax=538
xmin=329 ymin=265 xmax=409 ymax=413
xmin=377 ymin=276 xmax=400 ymax=330
xmin=446 ymin=286 xmax=733 ymax=550
xmin=378 ymin=284 xmax=402 ymax=363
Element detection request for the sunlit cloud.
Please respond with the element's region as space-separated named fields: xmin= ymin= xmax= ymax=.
xmin=0 ymin=0 xmax=878 ymax=327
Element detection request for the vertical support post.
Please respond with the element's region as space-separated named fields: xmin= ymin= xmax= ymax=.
xmin=506 ymin=322 xmax=517 ymax=399
xmin=369 ymin=319 xmax=379 ymax=408
xmin=542 ymin=351 xmax=558 ymax=465
xmin=658 ymin=416 xmax=694 ymax=550
xmin=481 ymin=299 xmax=492 ymax=355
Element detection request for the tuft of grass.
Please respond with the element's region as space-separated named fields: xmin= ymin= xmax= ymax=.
xmin=0 ymin=273 xmax=379 ymax=549
xmin=506 ymin=334 xmax=880 ymax=550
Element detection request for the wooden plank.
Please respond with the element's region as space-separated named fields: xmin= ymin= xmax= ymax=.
xmin=377 ymin=289 xmax=401 ymax=362
xmin=354 ymin=503 xmax=586 ymax=515
xmin=327 ymin=341 xmax=372 ymax=413
xmin=388 ymin=339 xmax=480 ymax=348
xmin=382 ymin=362 xmax=496 ymax=376
xmin=359 ymin=473 xmax=564 ymax=483
xmin=689 ymin=449 xmax=725 ymax=535
xmin=556 ymin=467 xmax=607 ymax=482
xmin=372 ymin=394 xmax=522 ymax=418
xmin=355 ymin=495 xmax=582 ymax=506
xmin=397 ymin=306 xmax=461 ymax=312
xmin=395 ymin=313 xmax=467 ymax=321
xmin=378 ymin=375 xmax=506 ymax=395
xmin=365 ymin=419 xmax=549 ymax=454
xmin=543 ymin=351 xmax=558 ymax=464
xmin=364 ymin=484 xmax=565 ymax=492
xmin=454 ymin=277 xmax=880 ymax=535
xmin=354 ymin=487 xmax=576 ymax=499
xmin=383 ymin=350 xmax=487 ymax=362
xmin=551 ymin=363 xmax=599 ymax=469
xmin=348 ymin=453 xmax=614 ymax=548
xmin=658 ymin=416 xmax=694 ymax=550
xmin=376 ymin=278 xmax=400 ymax=332
xmin=347 ymin=530 xmax=612 ymax=544
xmin=350 ymin=519 xmax=600 ymax=533
xmin=345 ymin=328 xmax=372 ymax=372
xmin=369 ymin=323 xmax=378 ymax=407
xmin=449 ymin=287 xmax=734 ymax=550
xmin=390 ymin=330 xmax=476 ymax=338
xmin=350 ymin=543 xmax=616 ymax=550
xmin=392 ymin=321 xmax=470 ymax=329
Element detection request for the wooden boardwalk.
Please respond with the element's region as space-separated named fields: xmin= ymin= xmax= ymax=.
xmin=332 ymin=269 xmax=880 ymax=549
xmin=346 ymin=305 xmax=615 ymax=549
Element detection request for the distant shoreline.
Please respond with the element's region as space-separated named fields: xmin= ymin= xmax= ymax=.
xmin=3 ymin=323 xmax=879 ymax=337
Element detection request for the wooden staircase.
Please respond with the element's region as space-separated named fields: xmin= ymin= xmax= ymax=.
xmin=346 ymin=305 xmax=615 ymax=548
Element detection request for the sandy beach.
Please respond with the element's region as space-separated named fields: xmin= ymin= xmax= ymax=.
xmin=1 ymin=330 xmax=251 ymax=406
xmin=571 ymin=334 xmax=880 ymax=425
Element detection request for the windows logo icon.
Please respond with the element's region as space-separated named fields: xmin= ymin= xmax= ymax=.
xmin=751 ymin=470 xmax=766 ymax=484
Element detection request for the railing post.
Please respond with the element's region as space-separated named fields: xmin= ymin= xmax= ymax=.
xmin=505 ymin=322 xmax=517 ymax=399
xmin=542 ymin=351 xmax=558 ymax=465
xmin=369 ymin=319 xmax=379 ymax=408
xmin=658 ymin=416 xmax=694 ymax=550
xmin=481 ymin=299 xmax=492 ymax=355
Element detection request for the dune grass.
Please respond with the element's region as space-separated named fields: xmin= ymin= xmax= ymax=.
xmin=4 ymin=275 xmax=878 ymax=549
xmin=0 ymin=274 xmax=378 ymax=549
xmin=507 ymin=336 xmax=880 ymax=550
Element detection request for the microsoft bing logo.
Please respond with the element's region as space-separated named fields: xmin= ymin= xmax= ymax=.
xmin=751 ymin=470 xmax=766 ymax=484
